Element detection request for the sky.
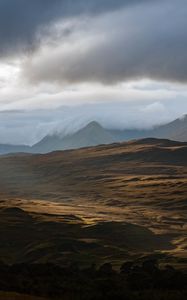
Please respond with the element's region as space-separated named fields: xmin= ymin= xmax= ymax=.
xmin=0 ymin=0 xmax=187 ymax=145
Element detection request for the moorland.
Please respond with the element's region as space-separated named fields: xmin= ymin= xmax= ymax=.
xmin=0 ymin=138 xmax=187 ymax=299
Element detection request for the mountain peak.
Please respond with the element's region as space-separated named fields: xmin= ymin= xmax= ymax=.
xmin=84 ymin=121 xmax=103 ymax=130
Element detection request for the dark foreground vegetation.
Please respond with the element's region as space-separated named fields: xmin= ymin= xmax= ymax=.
xmin=0 ymin=259 xmax=186 ymax=300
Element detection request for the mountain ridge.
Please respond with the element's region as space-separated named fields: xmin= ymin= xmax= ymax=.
xmin=32 ymin=120 xmax=115 ymax=153
xmin=0 ymin=114 xmax=187 ymax=154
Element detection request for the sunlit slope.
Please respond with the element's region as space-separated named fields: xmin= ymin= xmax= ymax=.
xmin=0 ymin=138 xmax=186 ymax=266
xmin=0 ymin=138 xmax=186 ymax=204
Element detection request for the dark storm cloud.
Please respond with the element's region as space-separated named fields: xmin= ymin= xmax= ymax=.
xmin=20 ymin=0 xmax=187 ymax=84
xmin=22 ymin=0 xmax=187 ymax=84
xmin=1 ymin=0 xmax=187 ymax=83
xmin=0 ymin=0 xmax=148 ymax=56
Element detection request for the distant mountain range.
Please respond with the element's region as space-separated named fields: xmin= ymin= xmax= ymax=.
xmin=0 ymin=115 xmax=187 ymax=154
xmin=112 ymin=114 xmax=187 ymax=142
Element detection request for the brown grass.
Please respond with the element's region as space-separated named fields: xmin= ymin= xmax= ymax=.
xmin=0 ymin=139 xmax=186 ymax=266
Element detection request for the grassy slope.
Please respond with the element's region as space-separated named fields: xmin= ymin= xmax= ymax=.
xmin=0 ymin=138 xmax=186 ymax=266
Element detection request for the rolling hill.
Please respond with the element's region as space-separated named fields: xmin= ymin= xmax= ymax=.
xmin=0 ymin=138 xmax=186 ymax=267
xmin=0 ymin=144 xmax=30 ymax=155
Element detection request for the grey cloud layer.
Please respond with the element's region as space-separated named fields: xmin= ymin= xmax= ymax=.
xmin=0 ymin=0 xmax=187 ymax=145
xmin=0 ymin=0 xmax=146 ymax=56
xmin=23 ymin=0 xmax=187 ymax=84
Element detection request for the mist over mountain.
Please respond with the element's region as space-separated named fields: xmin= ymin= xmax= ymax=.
xmin=33 ymin=121 xmax=115 ymax=153
xmin=1 ymin=100 xmax=187 ymax=146
xmin=152 ymin=114 xmax=187 ymax=141
xmin=0 ymin=114 xmax=187 ymax=155
xmin=110 ymin=114 xmax=187 ymax=142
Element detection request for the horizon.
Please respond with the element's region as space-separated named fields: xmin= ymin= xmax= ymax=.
xmin=0 ymin=112 xmax=186 ymax=147
xmin=0 ymin=104 xmax=187 ymax=146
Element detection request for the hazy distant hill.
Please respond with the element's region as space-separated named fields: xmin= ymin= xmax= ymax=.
xmin=152 ymin=114 xmax=187 ymax=141
xmin=0 ymin=115 xmax=187 ymax=154
xmin=0 ymin=121 xmax=116 ymax=154
xmin=32 ymin=121 xmax=115 ymax=153
xmin=110 ymin=114 xmax=187 ymax=142
xmin=32 ymin=115 xmax=187 ymax=153
xmin=0 ymin=144 xmax=30 ymax=155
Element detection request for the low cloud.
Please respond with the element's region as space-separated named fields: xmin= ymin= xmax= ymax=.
xmin=0 ymin=99 xmax=187 ymax=145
